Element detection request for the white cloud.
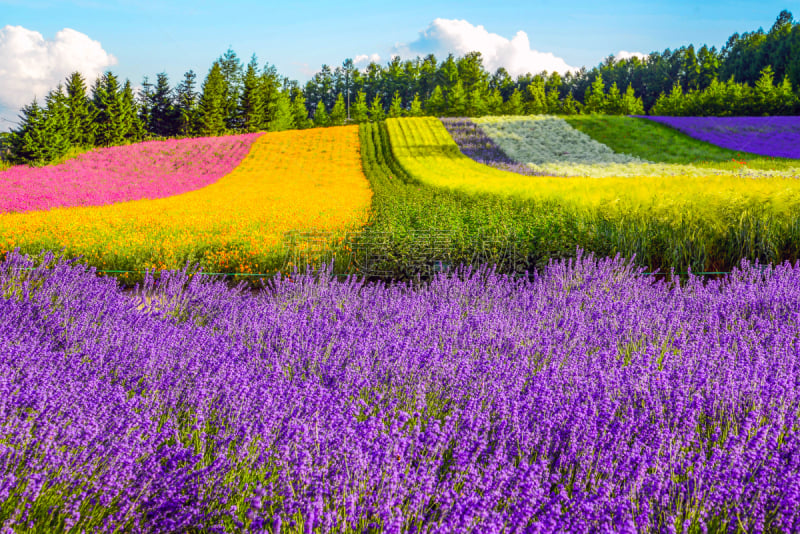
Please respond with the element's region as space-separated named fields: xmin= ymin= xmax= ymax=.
xmin=614 ymin=50 xmax=648 ymax=62
xmin=392 ymin=18 xmax=579 ymax=78
xmin=354 ymin=53 xmax=381 ymax=66
xmin=0 ymin=25 xmax=117 ymax=114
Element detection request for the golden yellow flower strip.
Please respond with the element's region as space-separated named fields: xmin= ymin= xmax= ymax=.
xmin=0 ymin=126 xmax=373 ymax=277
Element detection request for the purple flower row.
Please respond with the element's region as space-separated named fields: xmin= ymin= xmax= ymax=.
xmin=632 ymin=115 xmax=800 ymax=160
xmin=439 ymin=117 xmax=550 ymax=176
xmin=2 ymin=250 xmax=800 ymax=531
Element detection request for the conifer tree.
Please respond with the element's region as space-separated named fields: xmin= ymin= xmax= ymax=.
xmin=8 ymin=99 xmax=49 ymax=164
xmin=487 ymin=88 xmax=504 ymax=115
xmin=605 ymin=82 xmax=623 ymax=115
xmin=447 ymin=80 xmax=467 ymax=116
xmin=754 ymin=65 xmax=778 ymax=115
xmin=775 ymin=75 xmax=797 ymax=114
xmin=239 ymin=56 xmax=267 ymax=132
xmin=503 ymin=88 xmax=525 ymax=115
xmin=64 ymin=71 xmax=94 ymax=147
xmin=525 ymin=79 xmax=547 ymax=114
xmin=314 ymin=101 xmax=329 ymax=127
xmin=268 ymin=90 xmax=294 ymax=131
xmin=138 ymin=75 xmax=153 ymax=135
xmin=217 ymin=48 xmax=243 ymax=130
xmin=583 ymin=73 xmax=607 ymax=114
xmin=545 ymin=87 xmax=561 ymax=115
xmin=560 ymin=92 xmax=580 ymax=115
xmin=92 ymin=72 xmax=127 ymax=146
xmin=121 ymin=79 xmax=144 ymax=141
xmin=351 ymin=90 xmax=369 ymax=123
xmin=407 ymin=93 xmax=424 ymax=117
xmin=650 ymin=82 xmax=684 ymax=115
xmin=368 ymin=93 xmax=385 ymax=121
xmin=620 ymin=84 xmax=645 ymax=115
xmin=387 ymin=91 xmax=403 ymax=118
xmin=329 ymin=93 xmax=347 ymax=125
xmin=197 ymin=62 xmax=227 ymax=136
xmin=175 ymin=70 xmax=198 ymax=136
xmin=425 ymin=86 xmax=446 ymax=115
xmin=44 ymin=84 xmax=72 ymax=158
xmin=148 ymin=72 xmax=178 ymax=137
xmin=466 ymin=86 xmax=487 ymax=117
xmin=290 ymin=87 xmax=312 ymax=129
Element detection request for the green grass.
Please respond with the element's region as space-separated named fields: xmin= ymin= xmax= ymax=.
xmin=562 ymin=115 xmax=800 ymax=171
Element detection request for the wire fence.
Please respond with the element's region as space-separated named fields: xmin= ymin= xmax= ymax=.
xmin=5 ymin=229 xmax=736 ymax=281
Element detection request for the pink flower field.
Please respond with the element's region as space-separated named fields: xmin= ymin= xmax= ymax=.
xmin=0 ymin=133 xmax=263 ymax=214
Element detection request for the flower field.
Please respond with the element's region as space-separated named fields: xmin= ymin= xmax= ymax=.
xmin=2 ymin=250 xmax=800 ymax=532
xmin=0 ymin=126 xmax=372 ymax=280
xmin=632 ymin=115 xmax=800 ymax=160
xmin=0 ymin=134 xmax=262 ymax=214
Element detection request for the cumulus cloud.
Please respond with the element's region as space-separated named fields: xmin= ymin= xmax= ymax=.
xmin=392 ymin=18 xmax=579 ymax=78
xmin=354 ymin=53 xmax=381 ymax=66
xmin=615 ymin=50 xmax=648 ymax=62
xmin=0 ymin=25 xmax=117 ymax=114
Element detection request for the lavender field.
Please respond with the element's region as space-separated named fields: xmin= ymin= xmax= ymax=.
xmin=631 ymin=116 xmax=800 ymax=160
xmin=2 ymin=249 xmax=800 ymax=532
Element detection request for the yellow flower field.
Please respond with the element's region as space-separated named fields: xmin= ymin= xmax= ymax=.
xmin=387 ymin=116 xmax=800 ymax=222
xmin=0 ymin=126 xmax=373 ymax=279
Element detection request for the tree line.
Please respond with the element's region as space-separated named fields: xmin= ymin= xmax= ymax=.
xmin=3 ymin=9 xmax=799 ymax=166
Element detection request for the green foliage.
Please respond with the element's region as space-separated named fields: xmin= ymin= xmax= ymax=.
xmin=368 ymin=93 xmax=385 ymax=122
xmin=329 ymin=93 xmax=347 ymax=126
xmin=267 ymin=90 xmax=294 ymax=132
xmin=175 ymin=70 xmax=198 ymax=136
xmin=446 ymin=80 xmax=467 ymax=116
xmin=92 ymin=72 xmax=129 ymax=146
xmin=64 ymin=72 xmax=95 ymax=147
xmin=407 ymin=93 xmax=424 ymax=117
xmin=583 ymin=73 xmax=607 ymax=114
xmin=351 ymin=90 xmax=369 ymax=123
xmin=238 ymin=56 xmax=267 ymax=132
xmin=290 ymin=87 xmax=312 ymax=129
xmin=503 ymin=88 xmax=525 ymax=115
xmin=620 ymin=83 xmax=645 ymax=115
xmin=387 ymin=91 xmax=403 ymax=118
xmin=197 ymin=62 xmax=228 ymax=136
xmin=148 ymin=72 xmax=179 ymax=137
xmin=313 ymin=101 xmax=329 ymax=127
xmin=425 ymin=86 xmax=446 ymax=115
xmin=525 ymin=78 xmax=547 ymax=114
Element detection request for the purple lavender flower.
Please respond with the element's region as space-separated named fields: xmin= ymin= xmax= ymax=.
xmin=632 ymin=115 xmax=800 ymax=160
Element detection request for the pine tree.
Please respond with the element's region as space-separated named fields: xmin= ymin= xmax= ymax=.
xmin=8 ymin=99 xmax=50 ymax=164
xmin=239 ymin=56 xmax=267 ymax=132
xmin=620 ymin=83 xmax=645 ymax=115
xmin=64 ymin=71 xmax=94 ymax=147
xmin=175 ymin=70 xmax=198 ymax=136
xmin=268 ymin=90 xmax=294 ymax=131
xmin=425 ymin=86 xmax=446 ymax=115
xmin=650 ymin=82 xmax=684 ymax=116
xmin=351 ymin=90 xmax=369 ymax=123
xmin=487 ymin=88 xmax=504 ymax=115
xmin=545 ymin=87 xmax=561 ymax=115
xmin=197 ymin=62 xmax=227 ymax=136
xmin=560 ymin=92 xmax=580 ymax=115
xmin=503 ymin=88 xmax=525 ymax=115
xmin=583 ymin=73 xmax=607 ymax=114
xmin=290 ymin=87 xmax=312 ymax=129
xmin=138 ymin=75 xmax=153 ymax=136
xmin=121 ymin=80 xmax=144 ymax=142
xmin=92 ymin=72 xmax=127 ymax=146
xmin=44 ymin=85 xmax=72 ymax=159
xmin=314 ymin=101 xmax=329 ymax=127
xmin=525 ymin=79 xmax=547 ymax=114
xmin=446 ymin=80 xmax=467 ymax=116
xmin=260 ymin=64 xmax=282 ymax=129
xmin=466 ymin=86 xmax=487 ymax=117
xmin=408 ymin=93 xmax=424 ymax=117
xmin=149 ymin=72 xmax=178 ymax=137
xmin=217 ymin=48 xmax=243 ymax=130
xmin=754 ymin=65 xmax=777 ymax=115
xmin=775 ymin=75 xmax=797 ymax=114
xmin=387 ymin=91 xmax=403 ymax=118
xmin=368 ymin=93 xmax=385 ymax=121
xmin=329 ymin=93 xmax=347 ymax=125
xmin=605 ymin=82 xmax=623 ymax=115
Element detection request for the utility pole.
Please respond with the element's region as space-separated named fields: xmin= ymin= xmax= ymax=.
xmin=343 ymin=58 xmax=354 ymax=121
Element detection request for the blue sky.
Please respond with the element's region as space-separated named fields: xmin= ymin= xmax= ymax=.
xmin=0 ymin=0 xmax=792 ymax=129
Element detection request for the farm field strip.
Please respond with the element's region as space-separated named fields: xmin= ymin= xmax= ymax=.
xmin=2 ymin=250 xmax=799 ymax=532
xmin=633 ymin=115 xmax=800 ymax=159
xmin=0 ymin=133 xmax=262 ymax=214
xmin=0 ymin=126 xmax=372 ymax=280
xmin=472 ymin=115 xmax=800 ymax=178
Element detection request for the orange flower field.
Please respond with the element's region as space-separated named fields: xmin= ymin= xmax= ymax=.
xmin=0 ymin=126 xmax=373 ymax=280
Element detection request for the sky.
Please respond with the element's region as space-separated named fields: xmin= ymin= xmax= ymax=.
xmin=0 ymin=0 xmax=793 ymax=130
